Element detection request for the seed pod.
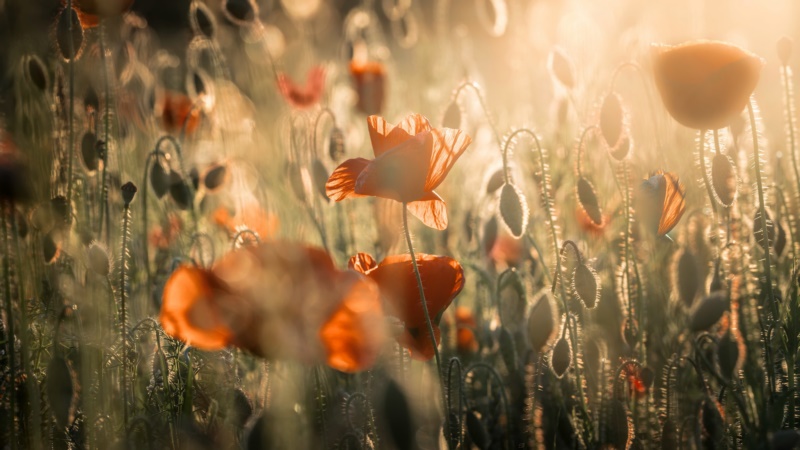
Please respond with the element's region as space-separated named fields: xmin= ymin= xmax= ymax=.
xmin=46 ymin=355 xmax=78 ymax=428
xmin=189 ymin=1 xmax=216 ymax=39
xmin=380 ymin=380 xmax=414 ymax=450
xmin=576 ymin=177 xmax=602 ymax=226
xmin=223 ymin=0 xmax=257 ymax=25
xmin=84 ymin=85 xmax=99 ymax=112
xmin=87 ymin=242 xmax=110 ymax=276
xmin=25 ymin=54 xmax=49 ymax=92
xmin=466 ymin=410 xmax=490 ymax=450
xmin=778 ymin=36 xmax=793 ymax=66
xmin=442 ymin=100 xmax=461 ymax=129
xmin=610 ymin=134 xmax=631 ymax=161
xmin=550 ymin=335 xmax=571 ymax=378
xmin=606 ymin=400 xmax=631 ymax=450
xmin=482 ymin=216 xmax=498 ymax=257
xmin=121 ymin=181 xmax=137 ymax=206
xmin=56 ymin=7 xmax=84 ymax=62
xmin=753 ymin=209 xmax=776 ymax=252
xmin=80 ymin=131 xmax=99 ymax=171
xmin=150 ymin=159 xmax=171 ymax=199
xmin=328 ymin=127 xmax=345 ymax=161
xmin=189 ymin=167 xmax=200 ymax=191
xmin=672 ymin=249 xmax=700 ymax=308
xmin=485 ymin=169 xmax=505 ymax=194
xmin=775 ymin=218 xmax=788 ymax=258
xmin=600 ymin=92 xmax=625 ymax=150
xmin=573 ymin=263 xmax=599 ymax=309
xmin=527 ymin=292 xmax=557 ymax=352
xmin=169 ymin=172 xmax=193 ymax=210
xmin=202 ymin=163 xmax=228 ymax=192
xmin=311 ymin=159 xmax=330 ymax=202
xmin=688 ymin=292 xmax=729 ymax=332
xmin=710 ymin=153 xmax=737 ymax=207
xmin=499 ymin=182 xmax=528 ymax=238
xmin=549 ymin=48 xmax=575 ymax=89
xmin=717 ymin=331 xmax=744 ymax=381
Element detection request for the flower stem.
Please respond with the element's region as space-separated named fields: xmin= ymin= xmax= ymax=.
xmin=698 ymin=129 xmax=718 ymax=214
xmin=2 ymin=205 xmax=17 ymax=450
xmin=780 ymin=63 xmax=800 ymax=209
xmin=119 ymin=204 xmax=131 ymax=429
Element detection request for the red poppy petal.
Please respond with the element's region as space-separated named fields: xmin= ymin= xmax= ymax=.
xmin=348 ymin=252 xmax=379 ymax=274
xmin=406 ymin=191 xmax=448 ymax=230
xmin=399 ymin=324 xmax=441 ymax=361
xmin=159 ymin=265 xmax=233 ymax=350
xmin=319 ymin=273 xmax=385 ymax=372
xmin=326 ymin=158 xmax=371 ymax=201
xmin=424 ymin=127 xmax=472 ymax=192
xmin=659 ymin=172 xmax=687 ymax=235
xmin=367 ymin=114 xmax=432 ymax=157
xmin=355 ymin=132 xmax=432 ymax=202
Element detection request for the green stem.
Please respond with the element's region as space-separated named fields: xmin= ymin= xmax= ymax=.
xmin=2 ymin=206 xmax=17 ymax=450
xmin=99 ymin=21 xmax=111 ymax=244
xmin=120 ymin=205 xmax=131 ymax=430
xmin=698 ymin=129 xmax=718 ymax=214
xmin=781 ymin=64 xmax=800 ymax=209
xmin=66 ymin=0 xmax=76 ymax=214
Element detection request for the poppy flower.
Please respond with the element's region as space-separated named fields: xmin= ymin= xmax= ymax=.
xmin=149 ymin=213 xmax=183 ymax=250
xmin=488 ymin=230 xmax=525 ymax=269
xmin=349 ymin=50 xmax=386 ymax=115
xmin=326 ymin=114 xmax=472 ymax=230
xmin=159 ymin=241 xmax=386 ymax=373
xmin=652 ymin=40 xmax=764 ymax=130
xmin=276 ymin=65 xmax=325 ymax=109
xmin=637 ymin=171 xmax=686 ymax=236
xmin=61 ymin=0 xmax=134 ymax=28
xmin=454 ymin=306 xmax=479 ymax=353
xmin=159 ymin=90 xmax=201 ymax=136
xmin=212 ymin=202 xmax=279 ymax=241
xmin=349 ymin=252 xmax=465 ymax=360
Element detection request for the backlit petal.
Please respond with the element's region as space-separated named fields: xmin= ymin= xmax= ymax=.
xmin=399 ymin=324 xmax=441 ymax=361
xmin=424 ymin=127 xmax=473 ymax=191
xmin=348 ymin=252 xmax=379 ymax=275
xmin=406 ymin=191 xmax=448 ymax=230
xmin=326 ymin=158 xmax=371 ymax=201
xmin=658 ymin=172 xmax=687 ymax=235
xmin=355 ymin=132 xmax=432 ymax=202
xmin=367 ymin=114 xmax=432 ymax=157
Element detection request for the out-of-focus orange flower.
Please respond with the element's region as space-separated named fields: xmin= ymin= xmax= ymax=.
xmin=326 ymin=114 xmax=472 ymax=230
xmin=455 ymin=306 xmax=479 ymax=353
xmin=159 ymin=241 xmax=386 ymax=373
xmin=349 ymin=252 xmax=465 ymax=360
xmin=350 ymin=59 xmax=386 ymax=115
xmin=159 ymin=90 xmax=201 ymax=136
xmin=637 ymin=171 xmax=686 ymax=236
xmin=61 ymin=0 xmax=134 ymax=28
xmin=652 ymin=40 xmax=763 ymax=130
xmin=212 ymin=202 xmax=279 ymax=240
xmin=277 ymin=66 xmax=325 ymax=109
xmin=149 ymin=213 xmax=183 ymax=249
xmin=488 ymin=231 xmax=524 ymax=269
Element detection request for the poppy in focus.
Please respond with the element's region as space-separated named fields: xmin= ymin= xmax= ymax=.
xmin=277 ymin=65 xmax=326 ymax=109
xmin=326 ymin=114 xmax=472 ymax=230
xmin=637 ymin=171 xmax=686 ymax=236
xmin=652 ymin=40 xmax=763 ymax=130
xmin=349 ymin=252 xmax=465 ymax=360
xmin=159 ymin=241 xmax=386 ymax=373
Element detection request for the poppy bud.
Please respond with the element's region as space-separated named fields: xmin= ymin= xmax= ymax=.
xmin=688 ymin=292 xmax=728 ymax=332
xmin=499 ymin=182 xmax=528 ymax=239
xmin=573 ymin=263 xmax=599 ymax=309
xmin=606 ymin=400 xmax=631 ymax=449
xmin=202 ymin=163 xmax=228 ymax=192
xmin=442 ymin=100 xmax=461 ymax=129
xmin=775 ymin=218 xmax=788 ymax=258
xmin=328 ymin=127 xmax=345 ymax=162
xmin=466 ymin=410 xmax=490 ymax=450
xmin=485 ymin=169 xmax=505 ymax=194
xmin=81 ymin=132 xmax=99 ymax=171
xmin=25 ymin=55 xmax=49 ymax=92
xmin=150 ymin=159 xmax=171 ymax=199
xmin=527 ymin=291 xmax=556 ymax=352
xmin=169 ymin=173 xmax=193 ymax=210
xmin=700 ymin=397 xmax=725 ymax=447
xmin=121 ymin=181 xmax=137 ymax=206
xmin=56 ymin=7 xmax=84 ymax=62
xmin=87 ymin=242 xmax=110 ymax=276
xmin=778 ymin=36 xmax=793 ymax=66
xmin=549 ymin=48 xmax=576 ymax=89
xmin=672 ymin=249 xmax=700 ymax=307
xmin=190 ymin=1 xmax=216 ymax=39
xmin=576 ymin=177 xmax=602 ymax=226
xmin=550 ymin=335 xmax=571 ymax=378
xmin=710 ymin=153 xmax=737 ymax=207
xmin=717 ymin=331 xmax=744 ymax=382
xmin=223 ymin=0 xmax=258 ymax=24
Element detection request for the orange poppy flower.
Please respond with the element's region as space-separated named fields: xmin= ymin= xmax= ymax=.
xmin=350 ymin=59 xmax=386 ymax=115
xmin=149 ymin=213 xmax=183 ymax=249
xmin=159 ymin=90 xmax=201 ymax=136
xmin=488 ymin=231 xmax=525 ymax=269
xmin=454 ymin=306 xmax=479 ymax=353
xmin=349 ymin=252 xmax=465 ymax=360
xmin=61 ymin=0 xmax=134 ymax=28
xmin=159 ymin=241 xmax=386 ymax=373
xmin=326 ymin=114 xmax=472 ymax=230
xmin=276 ymin=65 xmax=325 ymax=109
xmin=637 ymin=171 xmax=686 ymax=236
xmin=652 ymin=40 xmax=764 ymax=130
xmin=212 ymin=202 xmax=279 ymax=241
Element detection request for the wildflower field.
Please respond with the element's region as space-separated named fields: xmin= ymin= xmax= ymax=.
xmin=2 ymin=0 xmax=800 ymax=448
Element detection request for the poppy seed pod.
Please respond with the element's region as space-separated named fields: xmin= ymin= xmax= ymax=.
xmin=190 ymin=1 xmax=216 ymax=39
xmin=672 ymin=249 xmax=700 ymax=307
xmin=599 ymin=92 xmax=627 ymax=155
xmin=202 ymin=163 xmax=228 ymax=192
xmin=442 ymin=100 xmax=462 ymax=129
xmin=527 ymin=292 xmax=557 ymax=352
xmin=499 ymin=182 xmax=529 ymax=239
xmin=328 ymin=127 xmax=345 ymax=162
xmin=549 ymin=48 xmax=576 ymax=89
xmin=56 ymin=7 xmax=84 ymax=61
xmin=223 ymin=0 xmax=258 ymax=24
xmin=710 ymin=153 xmax=737 ymax=207
xmin=81 ymin=132 xmax=99 ymax=172
xmin=121 ymin=182 xmax=137 ymax=206
xmin=576 ymin=177 xmax=602 ymax=226
xmin=87 ymin=242 xmax=110 ymax=276
xmin=637 ymin=171 xmax=686 ymax=236
xmin=652 ymin=40 xmax=764 ymax=130
xmin=24 ymin=55 xmax=49 ymax=92
xmin=550 ymin=335 xmax=571 ymax=378
xmin=688 ymin=291 xmax=729 ymax=332
xmin=150 ymin=158 xmax=171 ymax=199
xmin=573 ymin=263 xmax=600 ymax=309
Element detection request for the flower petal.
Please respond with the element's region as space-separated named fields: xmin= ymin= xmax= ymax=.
xmin=406 ymin=191 xmax=448 ymax=230
xmin=319 ymin=272 xmax=386 ymax=372
xmin=355 ymin=132 xmax=432 ymax=202
xmin=367 ymin=114 xmax=432 ymax=157
xmin=326 ymin=158 xmax=371 ymax=201
xmin=424 ymin=127 xmax=472 ymax=191
xmin=348 ymin=252 xmax=379 ymax=275
xmin=659 ymin=172 xmax=686 ymax=235
xmin=159 ymin=265 xmax=234 ymax=350
xmin=399 ymin=324 xmax=441 ymax=361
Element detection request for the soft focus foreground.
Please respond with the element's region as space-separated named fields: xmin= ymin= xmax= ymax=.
xmin=2 ymin=0 xmax=800 ymax=449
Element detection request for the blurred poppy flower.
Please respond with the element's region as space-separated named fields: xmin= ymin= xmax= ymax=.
xmin=0 ymin=131 xmax=33 ymax=205
xmin=149 ymin=213 xmax=183 ymax=249
xmin=212 ymin=202 xmax=279 ymax=240
xmin=61 ymin=0 xmax=134 ymax=28
xmin=277 ymin=66 xmax=325 ymax=109
xmin=159 ymin=90 xmax=201 ymax=136
xmin=326 ymin=114 xmax=472 ymax=230
xmin=349 ymin=44 xmax=386 ymax=115
xmin=652 ymin=40 xmax=763 ymax=130
xmin=159 ymin=241 xmax=386 ymax=373
xmin=454 ymin=306 xmax=479 ymax=353
xmin=349 ymin=252 xmax=465 ymax=360
xmin=488 ymin=231 xmax=524 ymax=269
xmin=637 ymin=171 xmax=686 ymax=236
